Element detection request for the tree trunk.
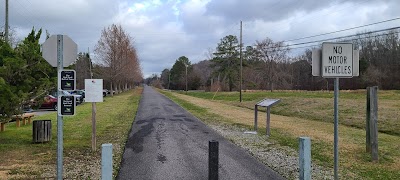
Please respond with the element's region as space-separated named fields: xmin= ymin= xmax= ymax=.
xmin=271 ymin=82 xmax=274 ymax=92
xmin=110 ymin=82 xmax=113 ymax=97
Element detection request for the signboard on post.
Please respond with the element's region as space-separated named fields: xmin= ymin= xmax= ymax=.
xmin=322 ymin=43 xmax=353 ymax=78
xmin=85 ymin=79 xmax=103 ymax=102
xmin=58 ymin=70 xmax=76 ymax=91
xmin=42 ymin=35 xmax=78 ymax=67
xmin=42 ymin=34 xmax=78 ymax=180
xmin=312 ymin=42 xmax=360 ymax=180
xmin=58 ymin=96 xmax=75 ymax=116
xmin=245 ymin=98 xmax=280 ymax=136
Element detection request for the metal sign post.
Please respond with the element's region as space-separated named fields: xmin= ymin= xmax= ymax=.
xmin=333 ymin=77 xmax=339 ymax=179
xmin=42 ymin=35 xmax=77 ymax=180
xmin=56 ymin=35 xmax=64 ymax=180
xmin=312 ymin=42 xmax=359 ymax=180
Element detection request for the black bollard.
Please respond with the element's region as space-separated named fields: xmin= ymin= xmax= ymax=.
xmin=209 ymin=140 xmax=219 ymax=180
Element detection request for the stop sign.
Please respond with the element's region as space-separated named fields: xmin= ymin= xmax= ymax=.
xmin=42 ymin=35 xmax=78 ymax=67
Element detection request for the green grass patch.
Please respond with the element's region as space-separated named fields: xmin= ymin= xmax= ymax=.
xmin=0 ymin=88 xmax=142 ymax=179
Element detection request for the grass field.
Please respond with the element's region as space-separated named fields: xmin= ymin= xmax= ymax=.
xmin=0 ymin=88 xmax=142 ymax=179
xmin=162 ymin=89 xmax=400 ymax=179
xmin=179 ymin=90 xmax=400 ymax=136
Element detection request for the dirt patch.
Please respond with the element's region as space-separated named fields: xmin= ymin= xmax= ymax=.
xmin=0 ymin=170 xmax=7 ymax=179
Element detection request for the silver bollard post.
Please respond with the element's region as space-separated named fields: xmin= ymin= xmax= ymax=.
xmin=299 ymin=137 xmax=311 ymax=180
xmin=102 ymin=144 xmax=113 ymax=180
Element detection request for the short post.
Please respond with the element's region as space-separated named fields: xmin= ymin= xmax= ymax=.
xmin=0 ymin=122 xmax=5 ymax=132
xmin=209 ymin=140 xmax=219 ymax=180
xmin=28 ymin=116 xmax=32 ymax=124
xmin=366 ymin=87 xmax=371 ymax=153
xmin=366 ymin=86 xmax=379 ymax=162
xmin=101 ymin=144 xmax=113 ymax=180
xmin=299 ymin=137 xmax=311 ymax=180
xmin=266 ymin=107 xmax=271 ymax=136
xmin=254 ymin=105 xmax=258 ymax=131
xmin=16 ymin=118 xmax=20 ymax=127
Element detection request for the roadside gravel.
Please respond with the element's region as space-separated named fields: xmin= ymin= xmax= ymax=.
xmin=206 ymin=122 xmax=335 ymax=180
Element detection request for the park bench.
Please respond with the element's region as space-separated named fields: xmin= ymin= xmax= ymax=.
xmin=0 ymin=113 xmax=35 ymax=132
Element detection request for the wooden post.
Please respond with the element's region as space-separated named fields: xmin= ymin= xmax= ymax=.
xmin=28 ymin=116 xmax=32 ymax=124
xmin=366 ymin=87 xmax=371 ymax=153
xmin=1 ymin=123 xmax=5 ymax=132
xmin=22 ymin=117 xmax=27 ymax=126
xmin=92 ymin=102 xmax=97 ymax=151
xmin=16 ymin=118 xmax=20 ymax=127
xmin=369 ymin=86 xmax=379 ymax=162
xmin=33 ymin=120 xmax=52 ymax=143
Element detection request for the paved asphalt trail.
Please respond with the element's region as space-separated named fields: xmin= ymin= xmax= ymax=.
xmin=117 ymin=86 xmax=284 ymax=180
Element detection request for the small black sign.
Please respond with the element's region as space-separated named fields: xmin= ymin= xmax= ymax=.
xmin=59 ymin=70 xmax=76 ymax=91
xmin=60 ymin=96 xmax=75 ymax=116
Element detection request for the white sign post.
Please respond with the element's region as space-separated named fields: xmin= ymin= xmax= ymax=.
xmin=85 ymin=79 xmax=104 ymax=151
xmin=312 ymin=42 xmax=359 ymax=180
xmin=42 ymin=35 xmax=77 ymax=180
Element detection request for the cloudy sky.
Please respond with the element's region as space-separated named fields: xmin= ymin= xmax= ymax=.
xmin=1 ymin=0 xmax=399 ymax=77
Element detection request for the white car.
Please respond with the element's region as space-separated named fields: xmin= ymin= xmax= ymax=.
xmin=62 ymin=91 xmax=83 ymax=104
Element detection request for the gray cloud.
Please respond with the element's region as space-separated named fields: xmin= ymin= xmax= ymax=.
xmin=0 ymin=0 xmax=399 ymax=77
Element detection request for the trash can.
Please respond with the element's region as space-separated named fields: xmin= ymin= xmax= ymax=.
xmin=32 ymin=120 xmax=52 ymax=143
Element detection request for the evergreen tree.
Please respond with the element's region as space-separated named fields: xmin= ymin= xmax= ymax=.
xmin=211 ymin=35 xmax=240 ymax=91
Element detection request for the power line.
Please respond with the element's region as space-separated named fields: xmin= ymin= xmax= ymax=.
xmin=274 ymin=26 xmax=400 ymax=49
xmin=262 ymin=29 xmax=400 ymax=53
xmin=284 ymin=17 xmax=400 ymax=42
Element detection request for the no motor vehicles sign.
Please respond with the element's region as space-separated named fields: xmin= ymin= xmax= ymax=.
xmin=322 ymin=43 xmax=353 ymax=78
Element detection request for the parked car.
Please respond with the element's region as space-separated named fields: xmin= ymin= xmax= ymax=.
xmin=49 ymin=91 xmax=83 ymax=104
xmin=71 ymin=90 xmax=85 ymax=100
xmin=62 ymin=91 xmax=83 ymax=104
xmin=107 ymin=89 xmax=116 ymax=95
xmin=38 ymin=95 xmax=58 ymax=111
xmin=103 ymin=89 xmax=108 ymax=97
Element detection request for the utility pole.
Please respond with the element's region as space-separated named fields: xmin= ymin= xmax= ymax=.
xmin=239 ymin=20 xmax=243 ymax=102
xmin=5 ymin=0 xmax=9 ymax=44
xmin=185 ymin=64 xmax=188 ymax=94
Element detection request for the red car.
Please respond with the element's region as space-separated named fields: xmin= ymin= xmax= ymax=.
xmin=39 ymin=95 xmax=58 ymax=111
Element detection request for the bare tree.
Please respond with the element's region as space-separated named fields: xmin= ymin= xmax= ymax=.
xmin=254 ymin=38 xmax=290 ymax=91
xmin=94 ymin=24 xmax=142 ymax=95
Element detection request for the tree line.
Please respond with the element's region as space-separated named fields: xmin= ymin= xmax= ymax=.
xmin=0 ymin=24 xmax=143 ymax=123
xmin=150 ymin=29 xmax=400 ymax=91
